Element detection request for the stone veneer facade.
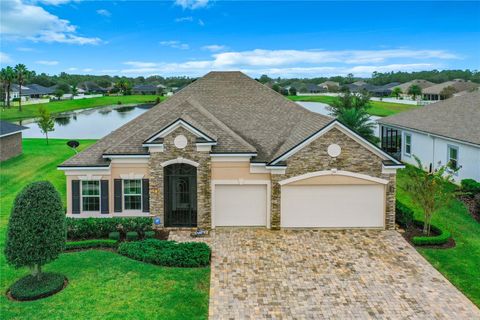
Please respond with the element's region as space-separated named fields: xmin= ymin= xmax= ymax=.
xmin=148 ymin=126 xmax=211 ymax=228
xmin=148 ymin=126 xmax=396 ymax=231
xmin=270 ymin=127 xmax=396 ymax=230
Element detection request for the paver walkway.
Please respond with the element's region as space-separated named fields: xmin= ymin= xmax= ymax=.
xmin=202 ymin=229 xmax=480 ymax=319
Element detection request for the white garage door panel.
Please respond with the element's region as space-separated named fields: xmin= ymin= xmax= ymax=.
xmin=281 ymin=185 xmax=384 ymax=228
xmin=215 ymin=185 xmax=267 ymax=226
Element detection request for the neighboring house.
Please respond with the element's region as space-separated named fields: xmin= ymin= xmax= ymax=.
xmin=422 ymin=79 xmax=479 ymax=101
xmin=132 ymin=84 xmax=164 ymax=95
xmin=378 ymin=91 xmax=480 ymax=182
xmin=5 ymin=84 xmax=54 ymax=102
xmin=77 ymin=81 xmax=107 ymax=94
xmin=369 ymin=82 xmax=401 ymax=97
xmin=59 ymin=71 xmax=403 ymax=230
xmin=304 ymin=83 xmax=323 ymax=93
xmin=0 ymin=121 xmax=28 ymax=161
xmin=318 ymin=81 xmax=340 ymax=92
xmin=345 ymin=82 xmax=378 ymax=93
xmin=392 ymin=79 xmax=434 ymax=97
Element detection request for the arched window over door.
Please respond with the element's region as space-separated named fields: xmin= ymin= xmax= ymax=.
xmin=164 ymin=164 xmax=197 ymax=227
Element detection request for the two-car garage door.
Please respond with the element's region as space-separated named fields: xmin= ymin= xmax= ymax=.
xmin=281 ymin=184 xmax=385 ymax=228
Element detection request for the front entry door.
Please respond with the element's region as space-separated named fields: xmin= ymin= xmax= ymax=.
xmin=164 ymin=164 xmax=197 ymax=227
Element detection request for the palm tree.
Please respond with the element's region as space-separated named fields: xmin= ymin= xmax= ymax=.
xmin=71 ymin=84 xmax=78 ymax=100
xmin=14 ymin=64 xmax=29 ymax=112
xmin=0 ymin=66 xmax=15 ymax=108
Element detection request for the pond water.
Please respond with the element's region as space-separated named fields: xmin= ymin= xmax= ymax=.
xmin=19 ymin=101 xmax=380 ymax=139
xmin=20 ymin=104 xmax=154 ymax=139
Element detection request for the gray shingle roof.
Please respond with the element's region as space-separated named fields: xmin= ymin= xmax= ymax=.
xmin=378 ymin=91 xmax=480 ymax=145
xmin=393 ymin=79 xmax=434 ymax=92
xmin=61 ymin=72 xmax=332 ymax=167
xmin=422 ymin=80 xmax=479 ymax=95
xmin=0 ymin=121 xmax=28 ymax=137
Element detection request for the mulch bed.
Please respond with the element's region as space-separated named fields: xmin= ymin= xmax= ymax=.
xmin=458 ymin=195 xmax=480 ymax=222
xmin=401 ymin=225 xmax=456 ymax=249
xmin=153 ymin=229 xmax=170 ymax=240
xmin=6 ymin=277 xmax=69 ymax=302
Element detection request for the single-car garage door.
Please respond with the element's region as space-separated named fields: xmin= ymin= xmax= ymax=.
xmin=214 ymin=184 xmax=267 ymax=227
xmin=281 ymin=184 xmax=384 ymax=228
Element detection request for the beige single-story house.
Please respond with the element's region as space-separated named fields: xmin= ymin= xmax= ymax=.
xmin=422 ymin=79 xmax=479 ymax=101
xmin=59 ymin=72 xmax=403 ymax=230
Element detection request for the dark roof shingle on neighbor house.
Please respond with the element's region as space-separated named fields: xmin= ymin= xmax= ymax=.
xmin=61 ymin=71 xmax=332 ymax=167
xmin=378 ymin=90 xmax=480 ymax=146
xmin=0 ymin=121 xmax=28 ymax=137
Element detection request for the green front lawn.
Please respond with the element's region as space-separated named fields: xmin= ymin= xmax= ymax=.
xmin=288 ymin=95 xmax=419 ymax=116
xmin=396 ymin=166 xmax=480 ymax=306
xmin=0 ymin=95 xmax=166 ymax=121
xmin=0 ymin=139 xmax=210 ymax=319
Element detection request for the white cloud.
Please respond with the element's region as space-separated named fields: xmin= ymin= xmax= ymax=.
xmin=198 ymin=19 xmax=205 ymax=26
xmin=96 ymin=9 xmax=111 ymax=17
xmin=119 ymin=48 xmax=456 ymax=77
xmin=174 ymin=0 xmax=209 ymax=10
xmin=82 ymin=68 xmax=93 ymax=72
xmin=160 ymin=40 xmax=189 ymax=50
xmin=36 ymin=60 xmax=59 ymax=65
xmin=0 ymin=0 xmax=101 ymax=45
xmin=175 ymin=16 xmax=193 ymax=22
xmin=36 ymin=0 xmax=79 ymax=5
xmin=17 ymin=47 xmax=34 ymax=52
xmin=0 ymin=52 xmax=13 ymax=65
xmin=66 ymin=67 xmax=78 ymax=71
xmin=202 ymin=44 xmax=227 ymax=52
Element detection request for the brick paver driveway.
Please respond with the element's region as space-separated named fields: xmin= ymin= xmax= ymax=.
xmin=208 ymin=229 xmax=480 ymax=319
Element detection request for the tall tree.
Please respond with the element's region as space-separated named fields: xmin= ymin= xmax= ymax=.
xmin=0 ymin=66 xmax=15 ymax=108
xmin=14 ymin=64 xmax=30 ymax=112
xmin=440 ymin=86 xmax=457 ymax=99
xmin=37 ymin=106 xmax=55 ymax=144
xmin=407 ymin=84 xmax=422 ymax=99
xmin=71 ymin=84 xmax=78 ymax=99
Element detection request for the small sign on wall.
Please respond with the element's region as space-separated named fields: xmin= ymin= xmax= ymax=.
xmin=154 ymin=217 xmax=161 ymax=225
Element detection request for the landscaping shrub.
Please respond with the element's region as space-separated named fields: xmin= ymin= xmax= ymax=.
xmin=475 ymin=194 xmax=480 ymax=215
xmin=395 ymin=200 xmax=414 ymax=228
xmin=144 ymin=231 xmax=156 ymax=239
xmin=109 ymin=231 xmax=120 ymax=241
xmin=9 ymin=272 xmax=65 ymax=301
xmin=5 ymin=181 xmax=65 ymax=275
xmin=65 ymin=239 xmax=118 ymax=250
xmin=461 ymin=179 xmax=480 ymax=196
xmin=118 ymin=239 xmax=211 ymax=267
xmin=411 ymin=220 xmax=451 ymax=246
xmin=66 ymin=217 xmax=152 ymax=240
xmin=126 ymin=231 xmax=139 ymax=241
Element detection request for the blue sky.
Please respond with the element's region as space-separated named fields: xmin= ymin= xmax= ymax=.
xmin=1 ymin=0 xmax=479 ymax=78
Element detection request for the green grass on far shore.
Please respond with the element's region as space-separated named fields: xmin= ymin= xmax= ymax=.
xmin=396 ymin=166 xmax=480 ymax=307
xmin=0 ymin=95 xmax=166 ymax=121
xmin=288 ymin=95 xmax=419 ymax=116
xmin=0 ymin=139 xmax=210 ymax=320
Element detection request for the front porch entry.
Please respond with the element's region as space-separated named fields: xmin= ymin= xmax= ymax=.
xmin=164 ymin=163 xmax=197 ymax=227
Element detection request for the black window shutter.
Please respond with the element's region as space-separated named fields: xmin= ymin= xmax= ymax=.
xmin=114 ymin=179 xmax=122 ymax=212
xmin=72 ymin=180 xmax=80 ymax=214
xmin=142 ymin=178 xmax=150 ymax=213
xmin=101 ymin=180 xmax=109 ymax=214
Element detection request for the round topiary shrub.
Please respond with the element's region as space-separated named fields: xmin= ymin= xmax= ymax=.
xmin=9 ymin=272 xmax=66 ymax=301
xmin=5 ymin=181 xmax=66 ymax=279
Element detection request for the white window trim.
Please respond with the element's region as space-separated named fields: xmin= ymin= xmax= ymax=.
xmin=403 ymin=132 xmax=412 ymax=157
xmin=161 ymin=157 xmax=199 ymax=167
xmin=81 ymin=180 xmax=101 ymax=214
xmin=122 ymin=179 xmax=143 ymax=213
xmin=447 ymin=144 xmax=459 ymax=174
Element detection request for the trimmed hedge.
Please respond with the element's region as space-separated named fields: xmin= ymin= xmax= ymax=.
xmin=66 ymin=217 xmax=152 ymax=240
xmin=126 ymin=231 xmax=139 ymax=241
xmin=109 ymin=232 xmax=120 ymax=241
xmin=118 ymin=239 xmax=211 ymax=267
xmin=461 ymin=179 xmax=480 ymax=196
xmin=65 ymin=239 xmax=118 ymax=250
xmin=411 ymin=220 xmax=451 ymax=246
xmin=144 ymin=231 xmax=156 ymax=239
xmin=395 ymin=200 xmax=414 ymax=228
xmin=9 ymin=272 xmax=66 ymax=301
